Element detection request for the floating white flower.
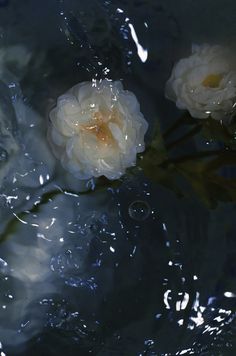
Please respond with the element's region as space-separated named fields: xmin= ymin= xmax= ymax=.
xmin=165 ymin=44 xmax=236 ymax=120
xmin=48 ymin=79 xmax=148 ymax=180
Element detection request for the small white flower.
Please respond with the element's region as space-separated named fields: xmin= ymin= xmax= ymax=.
xmin=48 ymin=79 xmax=148 ymax=180
xmin=165 ymin=44 xmax=236 ymax=120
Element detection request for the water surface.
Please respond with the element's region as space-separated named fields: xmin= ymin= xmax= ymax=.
xmin=0 ymin=1 xmax=236 ymax=355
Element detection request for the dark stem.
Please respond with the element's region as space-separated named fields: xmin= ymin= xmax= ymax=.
xmin=166 ymin=124 xmax=203 ymax=150
xmin=161 ymin=149 xmax=236 ymax=167
xmin=163 ymin=112 xmax=198 ymax=139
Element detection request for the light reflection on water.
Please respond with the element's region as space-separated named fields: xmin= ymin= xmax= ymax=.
xmin=0 ymin=0 xmax=235 ymax=355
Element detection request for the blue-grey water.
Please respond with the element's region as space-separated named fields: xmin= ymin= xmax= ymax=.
xmin=0 ymin=1 xmax=235 ymax=355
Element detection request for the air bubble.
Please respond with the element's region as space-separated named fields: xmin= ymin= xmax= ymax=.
xmin=128 ymin=200 xmax=150 ymax=221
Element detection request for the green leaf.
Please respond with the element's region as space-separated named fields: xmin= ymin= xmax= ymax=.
xmin=201 ymin=118 xmax=236 ymax=147
xmin=173 ymin=153 xmax=236 ymax=208
xmin=140 ymin=114 xmax=236 ymax=208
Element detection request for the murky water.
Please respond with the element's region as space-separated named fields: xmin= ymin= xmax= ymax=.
xmin=0 ymin=0 xmax=236 ymax=355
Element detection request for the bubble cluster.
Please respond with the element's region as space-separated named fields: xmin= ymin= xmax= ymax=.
xmin=50 ymin=245 xmax=97 ymax=290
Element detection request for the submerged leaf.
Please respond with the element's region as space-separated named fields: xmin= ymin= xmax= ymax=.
xmin=202 ymin=118 xmax=236 ymax=148
xmin=140 ymin=113 xmax=236 ymax=207
xmin=169 ymin=152 xmax=236 ymax=207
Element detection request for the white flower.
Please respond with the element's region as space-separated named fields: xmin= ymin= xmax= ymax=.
xmin=165 ymin=44 xmax=236 ymax=120
xmin=48 ymin=79 xmax=148 ymax=180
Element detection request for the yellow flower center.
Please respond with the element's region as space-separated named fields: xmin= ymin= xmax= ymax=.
xmin=82 ymin=109 xmax=122 ymax=146
xmin=202 ymin=74 xmax=223 ymax=88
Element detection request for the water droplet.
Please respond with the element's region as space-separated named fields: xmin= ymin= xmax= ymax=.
xmin=128 ymin=200 xmax=150 ymax=221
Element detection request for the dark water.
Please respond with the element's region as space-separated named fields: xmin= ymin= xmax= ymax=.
xmin=0 ymin=1 xmax=235 ymax=355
